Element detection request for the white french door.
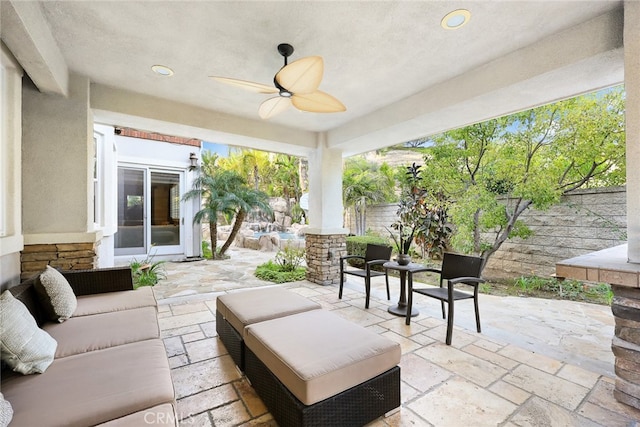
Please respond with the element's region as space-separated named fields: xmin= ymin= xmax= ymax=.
xmin=115 ymin=167 xmax=184 ymax=257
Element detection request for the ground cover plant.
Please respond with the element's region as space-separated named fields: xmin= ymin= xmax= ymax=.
xmin=255 ymin=245 xmax=306 ymax=283
xmin=130 ymin=254 xmax=166 ymax=289
xmin=468 ymin=275 xmax=612 ymax=305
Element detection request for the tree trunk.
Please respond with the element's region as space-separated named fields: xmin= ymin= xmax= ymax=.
xmin=360 ymin=197 xmax=367 ymax=235
xmin=354 ymin=205 xmax=362 ymax=235
xmin=209 ymin=220 xmax=218 ymax=260
xmin=219 ymin=209 xmax=247 ymax=256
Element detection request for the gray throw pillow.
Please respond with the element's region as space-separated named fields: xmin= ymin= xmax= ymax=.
xmin=35 ymin=265 xmax=77 ymax=322
xmin=0 ymin=290 xmax=57 ymax=374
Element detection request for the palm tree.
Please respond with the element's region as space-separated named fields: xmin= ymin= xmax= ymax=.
xmin=343 ymin=158 xmax=396 ymax=235
xmin=218 ymin=187 xmax=273 ymax=257
xmin=183 ymin=170 xmax=245 ymax=259
xmin=268 ymin=154 xmax=301 ymax=216
xmin=184 ymin=166 xmax=273 ymax=259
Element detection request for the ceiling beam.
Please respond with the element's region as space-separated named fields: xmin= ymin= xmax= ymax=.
xmin=90 ymin=84 xmax=318 ymax=158
xmin=0 ymin=1 xmax=68 ymax=96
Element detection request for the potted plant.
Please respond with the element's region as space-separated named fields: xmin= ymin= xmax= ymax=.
xmin=386 ymin=223 xmax=413 ymax=265
xmin=386 ymin=163 xmax=426 ymax=265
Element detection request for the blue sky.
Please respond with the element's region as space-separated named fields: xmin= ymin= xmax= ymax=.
xmin=202 ymin=141 xmax=229 ymax=157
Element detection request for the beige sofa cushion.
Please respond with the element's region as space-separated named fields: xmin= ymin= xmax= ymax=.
xmin=44 ymin=306 xmax=160 ymax=358
xmin=1 ymin=339 xmax=175 ymax=427
xmin=217 ymin=287 xmax=320 ymax=336
xmin=35 ymin=266 xmax=77 ymax=322
xmin=96 ymin=403 xmax=177 ymax=426
xmin=0 ymin=291 xmax=57 ymax=374
xmin=74 ymin=286 xmax=157 ymax=316
xmin=245 ymin=309 xmax=401 ymax=405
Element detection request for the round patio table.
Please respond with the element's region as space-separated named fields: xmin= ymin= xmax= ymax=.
xmin=383 ymin=261 xmax=428 ymax=318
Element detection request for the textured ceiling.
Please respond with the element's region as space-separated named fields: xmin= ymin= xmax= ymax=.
xmin=34 ymin=0 xmax=622 ymax=133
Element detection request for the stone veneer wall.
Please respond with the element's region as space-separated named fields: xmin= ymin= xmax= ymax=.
xmin=21 ymin=242 xmax=98 ymax=279
xmin=612 ymin=285 xmax=640 ymax=409
xmin=348 ymin=186 xmax=626 ymax=280
xmin=305 ymin=234 xmax=346 ymax=285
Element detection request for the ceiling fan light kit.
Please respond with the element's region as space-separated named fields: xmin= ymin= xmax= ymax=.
xmin=212 ymin=43 xmax=346 ymax=119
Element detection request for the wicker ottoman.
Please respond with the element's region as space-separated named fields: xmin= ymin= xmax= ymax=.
xmin=216 ymin=287 xmax=321 ymax=370
xmin=244 ymin=310 xmax=401 ymax=427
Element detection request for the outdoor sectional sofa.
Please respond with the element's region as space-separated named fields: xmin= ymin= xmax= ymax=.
xmin=0 ymin=267 xmax=177 ymax=427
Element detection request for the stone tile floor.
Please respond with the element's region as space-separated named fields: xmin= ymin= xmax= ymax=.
xmin=153 ymin=248 xmax=640 ymax=426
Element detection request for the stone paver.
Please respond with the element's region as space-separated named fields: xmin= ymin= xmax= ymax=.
xmin=151 ymin=248 xmax=640 ymax=426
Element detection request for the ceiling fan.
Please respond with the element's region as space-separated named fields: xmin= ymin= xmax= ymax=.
xmin=211 ymin=43 xmax=346 ymax=120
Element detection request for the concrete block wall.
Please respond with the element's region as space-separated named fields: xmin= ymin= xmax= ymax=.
xmin=349 ymin=186 xmax=626 ymax=280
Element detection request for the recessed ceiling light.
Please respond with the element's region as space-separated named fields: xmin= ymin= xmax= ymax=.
xmin=151 ymin=65 xmax=174 ymax=76
xmin=441 ymin=9 xmax=471 ymax=30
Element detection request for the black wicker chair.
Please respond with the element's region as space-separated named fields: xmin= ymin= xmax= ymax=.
xmin=339 ymin=244 xmax=392 ymax=308
xmin=407 ymin=253 xmax=485 ymax=345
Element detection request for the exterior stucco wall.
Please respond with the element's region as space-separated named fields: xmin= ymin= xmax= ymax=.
xmin=0 ymin=43 xmax=24 ymax=289
xmin=22 ymin=73 xmax=92 ymax=235
xmin=350 ymin=186 xmax=627 ymax=280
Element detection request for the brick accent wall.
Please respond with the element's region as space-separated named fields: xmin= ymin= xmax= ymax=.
xmin=348 ymin=186 xmax=626 ymax=280
xmin=305 ymin=234 xmax=347 ymax=285
xmin=21 ymin=242 xmax=99 ymax=279
xmin=116 ymin=128 xmax=201 ymax=147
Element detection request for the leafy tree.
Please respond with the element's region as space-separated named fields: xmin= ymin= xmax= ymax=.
xmin=390 ymin=164 xmax=453 ymax=259
xmin=343 ymin=157 xmax=396 ymax=235
xmin=420 ymin=86 xmax=625 ymax=269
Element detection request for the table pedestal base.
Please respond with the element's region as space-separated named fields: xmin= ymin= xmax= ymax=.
xmin=388 ymin=305 xmax=418 ymax=317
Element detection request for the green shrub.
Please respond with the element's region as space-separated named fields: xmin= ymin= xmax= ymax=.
xmin=275 ymin=245 xmax=306 ymax=272
xmin=201 ymin=240 xmax=213 ymax=260
xmin=345 ymin=235 xmax=390 ymax=268
xmin=255 ymin=260 xmax=306 ymax=283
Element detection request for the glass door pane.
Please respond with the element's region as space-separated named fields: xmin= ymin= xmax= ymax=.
xmin=150 ymin=172 xmax=181 ymax=247
xmin=115 ymin=168 xmax=145 ymax=254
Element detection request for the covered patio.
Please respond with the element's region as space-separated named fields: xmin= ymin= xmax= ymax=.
xmin=156 ymin=249 xmax=640 ymax=425
xmin=3 ymin=0 xmax=640 ymax=421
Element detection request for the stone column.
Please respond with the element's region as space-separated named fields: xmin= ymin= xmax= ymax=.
xmin=611 ymin=1 xmax=640 ymax=409
xmin=304 ymin=133 xmax=348 ymax=285
xmin=612 ymin=285 xmax=640 ymax=408
xmin=626 ymin=0 xmax=640 ymax=263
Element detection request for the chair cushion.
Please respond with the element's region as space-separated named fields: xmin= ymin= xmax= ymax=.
xmin=35 ymin=266 xmax=77 ymax=322
xmin=44 ymin=306 xmax=160 ymax=358
xmin=216 ymin=287 xmax=321 ymax=336
xmin=73 ymin=286 xmax=157 ymax=316
xmin=0 ymin=291 xmax=57 ymax=374
xmin=1 ymin=340 xmax=175 ymax=427
xmin=245 ymin=309 xmax=401 ymax=405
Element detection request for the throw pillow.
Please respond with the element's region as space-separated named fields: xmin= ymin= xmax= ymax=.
xmin=0 ymin=392 xmax=12 ymax=427
xmin=0 ymin=290 xmax=57 ymax=374
xmin=35 ymin=265 xmax=77 ymax=322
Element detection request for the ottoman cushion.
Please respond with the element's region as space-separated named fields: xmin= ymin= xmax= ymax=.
xmin=216 ymin=287 xmax=320 ymax=335
xmin=244 ymin=309 xmax=401 ymax=405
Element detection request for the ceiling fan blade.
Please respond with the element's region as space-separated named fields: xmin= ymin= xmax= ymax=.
xmin=210 ymin=76 xmax=278 ymax=94
xmin=291 ymin=90 xmax=346 ymax=113
xmin=275 ymin=56 xmax=323 ymax=94
xmin=259 ymin=97 xmax=292 ymax=119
